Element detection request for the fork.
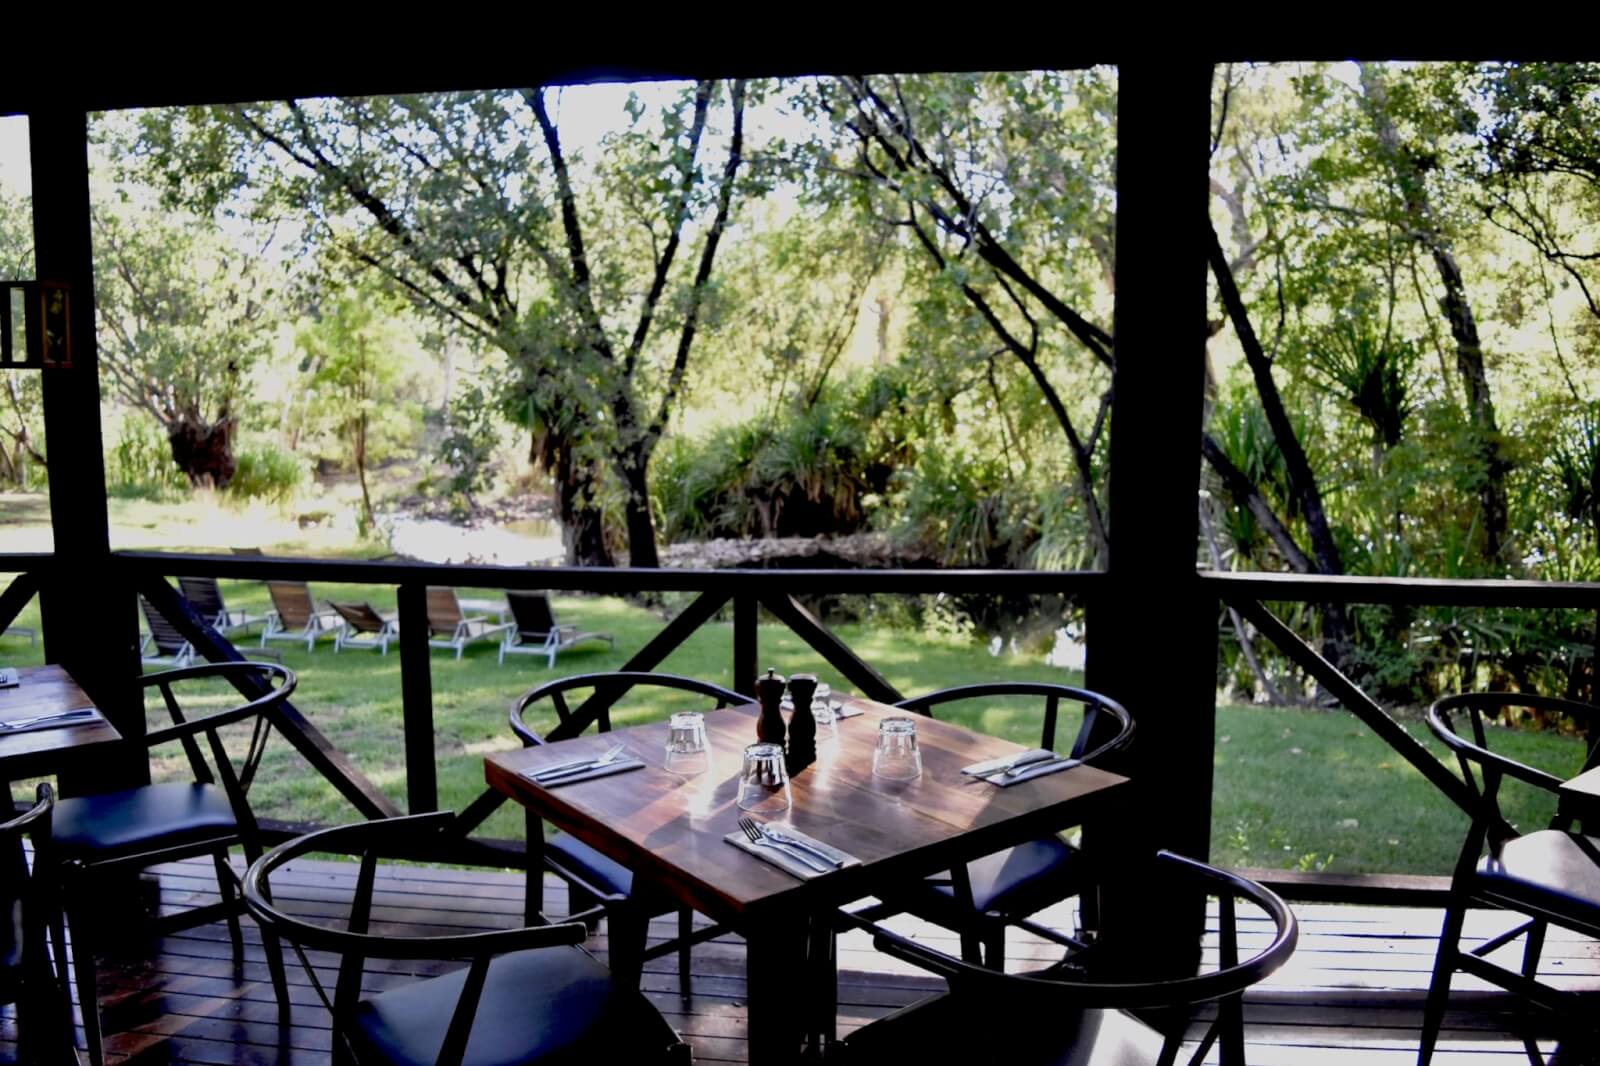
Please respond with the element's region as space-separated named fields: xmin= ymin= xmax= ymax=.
xmin=738 ymin=816 xmax=830 ymax=872
xmin=531 ymin=744 xmax=626 ymax=782
xmin=758 ymin=824 xmax=845 ymax=867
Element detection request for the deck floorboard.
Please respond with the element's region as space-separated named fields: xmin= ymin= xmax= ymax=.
xmin=0 ymin=856 xmax=1583 ymax=1063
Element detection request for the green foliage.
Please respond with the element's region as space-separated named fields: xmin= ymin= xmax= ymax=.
xmin=435 ymin=383 xmax=500 ymax=504
xmin=653 ymin=372 xmax=912 ymax=542
xmin=106 ymin=416 xmax=188 ymax=500
xmin=226 ymin=440 xmax=307 ymax=504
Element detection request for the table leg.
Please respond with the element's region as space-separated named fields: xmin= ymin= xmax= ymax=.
xmin=806 ymin=912 xmax=837 ymax=1057
xmin=523 ymin=809 xmax=545 ymax=926
xmin=746 ymin=920 xmax=808 ymax=1065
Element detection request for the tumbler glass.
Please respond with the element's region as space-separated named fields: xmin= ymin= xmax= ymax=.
xmin=872 ymin=716 xmax=922 ymax=780
xmin=810 ymin=697 xmax=836 ymax=736
xmin=664 ymin=711 xmax=711 ymax=776
xmin=737 ymin=742 xmax=792 ymax=812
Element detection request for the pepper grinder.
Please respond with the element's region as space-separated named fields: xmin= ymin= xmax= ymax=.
xmin=755 ymin=668 xmax=787 ymax=746
xmin=786 ymin=672 xmax=818 ymax=772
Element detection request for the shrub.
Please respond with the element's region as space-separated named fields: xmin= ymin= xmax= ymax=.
xmin=653 ymin=371 xmax=913 ymax=542
xmin=227 ymin=441 xmax=307 ymax=504
xmin=106 ymin=417 xmax=187 ymax=500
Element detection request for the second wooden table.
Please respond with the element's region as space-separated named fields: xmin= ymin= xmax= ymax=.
xmin=486 ymin=695 xmax=1129 ymax=1064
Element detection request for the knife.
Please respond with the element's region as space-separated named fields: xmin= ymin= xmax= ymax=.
xmin=962 ymin=749 xmax=1056 ymax=777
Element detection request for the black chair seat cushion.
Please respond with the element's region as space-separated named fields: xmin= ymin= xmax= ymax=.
xmin=547 ymin=832 xmax=634 ymax=898
xmin=921 ymin=836 xmax=1084 ymax=917
xmin=1479 ymin=830 xmax=1600 ymax=927
xmin=52 ymin=783 xmax=238 ymax=859
xmin=842 ymin=993 xmax=1164 ymax=1064
xmin=346 ymin=944 xmax=680 ymax=1066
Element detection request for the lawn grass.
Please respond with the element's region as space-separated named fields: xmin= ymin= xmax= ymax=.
xmin=0 ymin=576 xmax=1582 ymax=875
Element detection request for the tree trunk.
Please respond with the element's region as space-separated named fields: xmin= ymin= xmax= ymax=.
xmin=1208 ymin=228 xmax=1352 ymax=671
xmin=544 ymin=435 xmax=612 ymax=568
xmin=620 ymin=458 xmax=660 ymax=569
xmin=355 ymin=411 xmax=373 ymax=527
xmin=166 ymin=413 xmax=237 ymax=488
xmin=1359 ymin=63 xmax=1510 ymax=567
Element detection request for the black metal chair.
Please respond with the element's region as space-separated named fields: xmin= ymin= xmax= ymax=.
xmin=45 ymin=661 xmax=296 ymax=1066
xmin=837 ymin=851 xmax=1297 ymax=1065
xmin=1421 ymin=692 xmax=1600 ymax=1064
xmin=243 ymin=812 xmax=692 ymax=1065
xmin=867 ymin=682 xmax=1135 ymax=967
xmin=511 ymin=670 xmax=745 ymax=996
xmin=0 ymin=784 xmax=76 ymax=1064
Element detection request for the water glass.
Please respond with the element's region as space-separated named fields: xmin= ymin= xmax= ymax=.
xmin=872 ymin=717 xmax=922 ymax=780
xmin=737 ymin=742 xmax=792 ymax=812
xmin=664 ymin=712 xmax=711 ymax=776
xmin=810 ymin=696 xmax=836 ymax=736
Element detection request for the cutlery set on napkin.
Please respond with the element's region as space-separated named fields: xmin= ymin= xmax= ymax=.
xmin=0 ymin=707 xmax=100 ymax=734
xmin=959 ymin=748 xmax=1081 ymax=787
xmin=779 ymin=696 xmax=863 ymax=719
xmin=521 ymin=743 xmax=646 ymax=786
xmin=725 ymin=816 xmax=860 ymax=880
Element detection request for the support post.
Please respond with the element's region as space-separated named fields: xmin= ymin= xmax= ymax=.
xmin=1085 ymin=59 xmax=1215 ymax=967
xmin=397 ymin=583 xmax=437 ymax=814
xmin=733 ymin=593 xmax=757 ymax=697
xmin=29 ymin=108 xmax=143 ymax=792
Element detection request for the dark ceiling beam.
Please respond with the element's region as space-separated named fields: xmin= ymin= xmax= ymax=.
xmin=5 ymin=34 xmax=1598 ymax=117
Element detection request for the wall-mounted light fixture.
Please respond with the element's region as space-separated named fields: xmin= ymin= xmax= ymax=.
xmin=0 ymin=281 xmax=71 ymax=369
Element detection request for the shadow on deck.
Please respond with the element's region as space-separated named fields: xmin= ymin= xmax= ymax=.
xmin=6 ymin=856 xmax=1588 ymax=1064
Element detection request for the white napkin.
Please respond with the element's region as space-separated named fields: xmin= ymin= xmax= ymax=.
xmin=725 ymin=823 xmax=861 ymax=880
xmin=524 ymin=758 xmax=646 ymax=788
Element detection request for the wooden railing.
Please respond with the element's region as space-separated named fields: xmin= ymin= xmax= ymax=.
xmin=0 ymin=552 xmax=1104 ymax=864
xmin=4 ymin=550 xmax=1594 ymax=896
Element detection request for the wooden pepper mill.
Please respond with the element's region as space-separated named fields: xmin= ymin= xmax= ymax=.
xmin=755 ymin=668 xmax=787 ymax=746
xmin=786 ymin=672 xmax=818 ymax=772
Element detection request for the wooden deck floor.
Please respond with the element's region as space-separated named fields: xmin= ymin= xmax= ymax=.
xmin=5 ymin=856 xmax=1591 ymax=1064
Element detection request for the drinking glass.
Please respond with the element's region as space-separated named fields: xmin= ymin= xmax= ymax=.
xmin=815 ymin=683 xmax=832 ymax=707
xmin=664 ymin=711 xmax=711 ymax=776
xmin=872 ymin=717 xmax=922 ymax=780
xmin=736 ymin=742 xmax=792 ymax=812
xmin=810 ymin=696 xmax=836 ymax=736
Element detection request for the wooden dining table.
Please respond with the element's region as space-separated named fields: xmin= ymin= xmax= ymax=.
xmin=485 ymin=694 xmax=1130 ymax=1064
xmin=0 ymin=664 xmax=124 ymax=787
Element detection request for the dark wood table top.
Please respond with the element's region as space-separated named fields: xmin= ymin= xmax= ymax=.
xmin=485 ymin=696 xmax=1129 ymax=923
xmin=0 ymin=664 xmax=124 ymax=781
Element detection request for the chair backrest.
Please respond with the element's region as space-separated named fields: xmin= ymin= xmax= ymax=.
xmin=329 ymin=601 xmax=386 ymax=634
xmin=137 ymin=662 xmax=297 ymax=824
xmin=511 ymin=671 xmax=746 ymax=746
xmin=845 ymin=851 xmax=1296 ymax=1058
xmin=1429 ymin=692 xmax=1600 ymax=839
xmin=267 ymin=581 xmax=317 ymax=628
xmin=243 ymin=813 xmax=590 ymax=1063
xmin=506 ymin=591 xmax=558 ymax=638
xmin=0 ymin=784 xmax=55 ymax=999
xmin=177 ymin=575 xmax=226 ymax=620
xmin=425 ymin=587 xmax=464 ymax=635
xmin=138 ymin=594 xmax=190 ymax=655
xmin=894 ymin=682 xmax=1135 ymax=763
